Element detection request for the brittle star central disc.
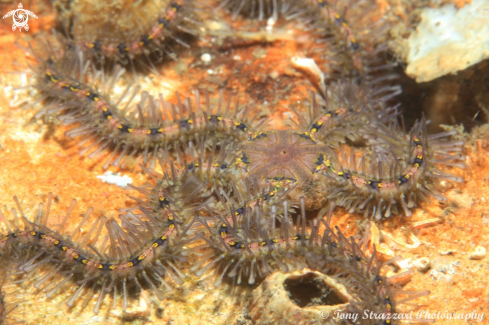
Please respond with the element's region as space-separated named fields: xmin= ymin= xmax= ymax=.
xmin=239 ymin=130 xmax=329 ymax=208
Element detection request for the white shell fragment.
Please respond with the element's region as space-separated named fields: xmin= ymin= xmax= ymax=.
xmin=291 ymin=56 xmax=326 ymax=92
xmin=96 ymin=171 xmax=133 ymax=188
xmin=469 ymin=246 xmax=486 ymax=260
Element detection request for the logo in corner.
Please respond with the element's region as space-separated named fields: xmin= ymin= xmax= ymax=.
xmin=3 ymin=3 xmax=38 ymax=32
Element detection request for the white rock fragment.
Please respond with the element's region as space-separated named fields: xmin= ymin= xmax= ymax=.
xmin=201 ymin=53 xmax=212 ymax=64
xmin=413 ymin=257 xmax=431 ymax=272
xmin=193 ymin=293 xmax=205 ymax=300
xmin=469 ymin=246 xmax=486 ymax=260
xmin=269 ymin=71 xmax=279 ymax=79
xmin=396 ymin=258 xmax=413 ymax=270
xmin=406 ymin=0 xmax=489 ymax=82
xmin=266 ymin=16 xmax=276 ymax=33
xmin=96 ymin=171 xmax=133 ymax=188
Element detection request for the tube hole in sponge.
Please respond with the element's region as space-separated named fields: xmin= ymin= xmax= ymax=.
xmin=249 ymin=269 xmax=353 ymax=325
xmin=284 ymin=272 xmax=349 ymax=308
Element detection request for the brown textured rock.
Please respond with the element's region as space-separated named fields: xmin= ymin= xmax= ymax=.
xmin=249 ymin=269 xmax=353 ymax=325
